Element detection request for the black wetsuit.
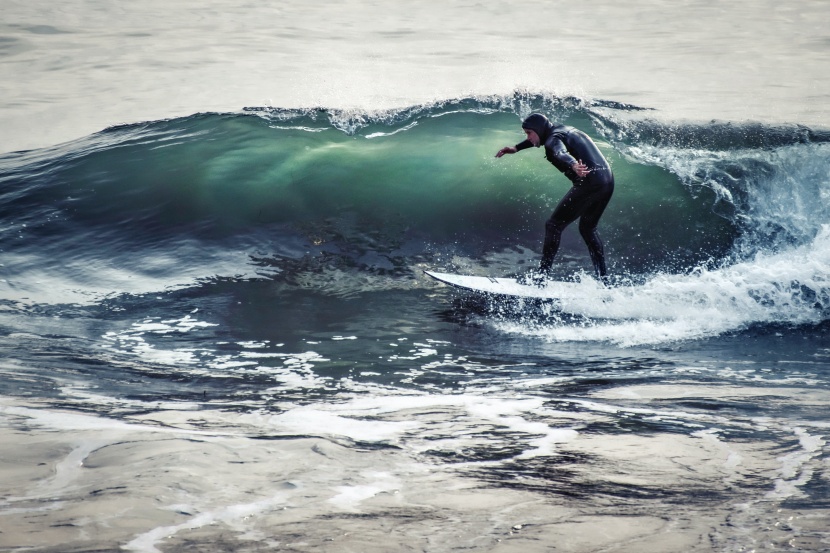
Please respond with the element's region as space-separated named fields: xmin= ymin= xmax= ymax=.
xmin=516 ymin=118 xmax=614 ymax=277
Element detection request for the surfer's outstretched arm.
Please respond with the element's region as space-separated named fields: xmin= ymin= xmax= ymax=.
xmin=495 ymin=146 xmax=517 ymax=158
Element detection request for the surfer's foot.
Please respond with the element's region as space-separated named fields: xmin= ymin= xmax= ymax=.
xmin=516 ymin=270 xmax=550 ymax=287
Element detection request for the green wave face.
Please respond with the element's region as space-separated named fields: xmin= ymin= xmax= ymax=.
xmin=4 ymin=95 xmax=828 ymax=283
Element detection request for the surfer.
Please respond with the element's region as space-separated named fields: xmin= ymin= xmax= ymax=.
xmin=496 ymin=113 xmax=614 ymax=282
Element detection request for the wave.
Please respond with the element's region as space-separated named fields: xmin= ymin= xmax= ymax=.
xmin=1 ymin=93 xmax=829 ymax=338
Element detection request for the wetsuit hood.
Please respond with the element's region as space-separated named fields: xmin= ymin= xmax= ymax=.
xmin=521 ymin=113 xmax=553 ymax=144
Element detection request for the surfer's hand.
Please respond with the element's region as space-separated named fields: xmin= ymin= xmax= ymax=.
xmin=572 ymin=160 xmax=591 ymax=177
xmin=495 ymin=146 xmax=517 ymax=158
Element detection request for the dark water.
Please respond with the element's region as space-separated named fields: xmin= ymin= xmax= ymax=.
xmin=2 ymin=96 xmax=830 ymax=552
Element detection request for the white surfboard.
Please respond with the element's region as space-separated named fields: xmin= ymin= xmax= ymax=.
xmin=424 ymin=270 xmax=585 ymax=299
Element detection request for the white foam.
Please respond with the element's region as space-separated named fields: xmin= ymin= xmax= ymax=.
xmin=766 ymin=427 xmax=825 ymax=500
xmin=388 ymin=343 xmax=439 ymax=361
xmin=328 ymin=471 xmax=400 ymax=511
xmin=492 ymin=225 xmax=830 ymax=346
xmin=238 ymin=341 xmax=269 ymax=349
xmin=102 ymin=315 xmax=220 ymax=366
xmin=124 ymin=493 xmax=288 ymax=553
xmin=254 ymin=393 xmax=579 ymax=463
xmin=260 ymin=407 xmax=417 ymax=442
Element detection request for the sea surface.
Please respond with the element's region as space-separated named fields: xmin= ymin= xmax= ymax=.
xmin=1 ymin=2 xmax=829 ymax=552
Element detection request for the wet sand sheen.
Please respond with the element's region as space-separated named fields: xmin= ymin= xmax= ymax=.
xmin=2 ymin=393 xmax=825 ymax=552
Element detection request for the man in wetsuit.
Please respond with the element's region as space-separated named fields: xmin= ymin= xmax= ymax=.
xmin=496 ymin=113 xmax=614 ymax=280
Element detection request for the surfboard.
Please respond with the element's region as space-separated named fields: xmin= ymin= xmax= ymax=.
xmin=424 ymin=270 xmax=585 ymax=299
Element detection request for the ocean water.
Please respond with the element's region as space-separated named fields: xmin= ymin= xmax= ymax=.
xmin=1 ymin=2 xmax=830 ymax=552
